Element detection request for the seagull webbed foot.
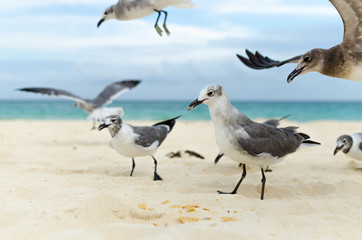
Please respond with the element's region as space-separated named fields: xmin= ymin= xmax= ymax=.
xmin=163 ymin=24 xmax=170 ymax=36
xmin=155 ymin=25 xmax=163 ymax=36
xmin=217 ymin=190 xmax=237 ymax=195
xmin=153 ymin=172 xmax=163 ymax=181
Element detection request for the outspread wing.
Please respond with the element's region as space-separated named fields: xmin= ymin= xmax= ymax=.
xmin=236 ymin=49 xmax=302 ymax=70
xmin=91 ymin=80 xmax=141 ymax=108
xmin=17 ymin=87 xmax=87 ymax=103
xmin=329 ymin=0 xmax=362 ymax=52
xmin=238 ymin=122 xmax=304 ymax=158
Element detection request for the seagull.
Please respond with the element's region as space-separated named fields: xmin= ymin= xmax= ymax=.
xmin=334 ymin=133 xmax=362 ymax=166
xmin=214 ymin=115 xmax=291 ymax=172
xmin=98 ymin=115 xmax=180 ymax=180
xmin=236 ymin=0 xmax=362 ymax=82
xmin=97 ymin=0 xmax=196 ymax=36
xmin=17 ymin=80 xmax=140 ymax=129
xmin=188 ymin=84 xmax=320 ymax=200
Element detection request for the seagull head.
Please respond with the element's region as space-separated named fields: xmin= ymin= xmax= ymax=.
xmin=98 ymin=115 xmax=122 ymax=132
xmin=334 ymin=135 xmax=353 ymax=155
xmin=188 ymin=84 xmax=225 ymax=110
xmin=287 ymin=49 xmax=324 ymax=83
xmin=97 ymin=5 xmax=116 ymax=28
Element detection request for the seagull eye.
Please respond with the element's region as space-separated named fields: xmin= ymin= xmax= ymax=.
xmin=207 ymin=90 xmax=214 ymax=97
xmin=105 ymin=8 xmax=113 ymax=15
xmin=304 ymin=56 xmax=311 ymax=62
xmin=342 ymin=139 xmax=347 ymax=143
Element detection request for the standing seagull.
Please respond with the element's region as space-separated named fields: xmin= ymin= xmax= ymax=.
xmin=237 ymin=0 xmax=362 ymax=82
xmin=334 ymin=133 xmax=362 ymax=167
xmin=98 ymin=115 xmax=180 ymax=180
xmin=97 ymin=0 xmax=195 ymax=36
xmin=17 ymin=80 xmax=140 ymax=128
xmin=214 ymin=114 xmax=291 ymax=172
xmin=188 ymin=84 xmax=320 ymax=200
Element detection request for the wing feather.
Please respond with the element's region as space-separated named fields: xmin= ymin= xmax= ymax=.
xmin=17 ymin=87 xmax=87 ymax=104
xmin=91 ymin=80 xmax=141 ymax=108
xmin=329 ymin=0 xmax=362 ymax=52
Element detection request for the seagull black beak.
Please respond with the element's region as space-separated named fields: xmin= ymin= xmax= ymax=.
xmin=98 ymin=123 xmax=109 ymax=131
xmin=287 ymin=67 xmax=304 ymax=83
xmin=97 ymin=18 xmax=105 ymax=28
xmin=188 ymin=99 xmax=204 ymax=111
xmin=333 ymin=145 xmax=343 ymax=155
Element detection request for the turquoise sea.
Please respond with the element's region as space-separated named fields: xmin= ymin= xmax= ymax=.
xmin=1 ymin=100 xmax=362 ymax=122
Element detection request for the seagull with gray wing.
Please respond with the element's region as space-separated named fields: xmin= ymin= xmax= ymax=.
xmin=237 ymin=0 xmax=362 ymax=82
xmin=97 ymin=0 xmax=195 ymax=36
xmin=98 ymin=115 xmax=180 ymax=181
xmin=334 ymin=133 xmax=362 ymax=168
xmin=188 ymin=84 xmax=320 ymax=200
xmin=214 ymin=114 xmax=291 ymax=173
xmin=17 ymin=80 xmax=140 ymax=129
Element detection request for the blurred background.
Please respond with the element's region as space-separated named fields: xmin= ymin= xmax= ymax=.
xmin=1 ymin=0 xmax=361 ymax=120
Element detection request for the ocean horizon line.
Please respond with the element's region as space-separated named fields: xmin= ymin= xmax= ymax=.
xmin=1 ymin=100 xmax=362 ymax=122
xmin=2 ymin=99 xmax=362 ymax=103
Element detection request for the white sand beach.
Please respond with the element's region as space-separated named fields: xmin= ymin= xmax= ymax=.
xmin=0 ymin=120 xmax=361 ymax=239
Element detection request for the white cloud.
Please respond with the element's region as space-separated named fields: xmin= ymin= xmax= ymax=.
xmin=0 ymin=13 xmax=255 ymax=65
xmin=0 ymin=0 xmax=354 ymax=101
xmin=197 ymin=0 xmax=338 ymax=16
xmin=0 ymin=0 xmax=112 ymax=12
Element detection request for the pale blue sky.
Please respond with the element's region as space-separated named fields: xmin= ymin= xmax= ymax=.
xmin=1 ymin=0 xmax=361 ymax=101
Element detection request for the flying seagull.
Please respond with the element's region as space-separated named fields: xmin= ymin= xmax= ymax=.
xmin=17 ymin=80 xmax=140 ymax=128
xmin=188 ymin=84 xmax=320 ymax=200
xmin=99 ymin=115 xmax=180 ymax=180
xmin=97 ymin=0 xmax=195 ymax=36
xmin=237 ymin=0 xmax=362 ymax=82
xmin=334 ymin=133 xmax=362 ymax=169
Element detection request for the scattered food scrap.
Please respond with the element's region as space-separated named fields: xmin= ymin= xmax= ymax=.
xmin=178 ymin=216 xmax=200 ymax=223
xmin=137 ymin=203 xmax=154 ymax=211
xmin=166 ymin=151 xmax=181 ymax=158
xmin=221 ymin=217 xmax=238 ymax=222
xmin=185 ymin=150 xmax=205 ymax=159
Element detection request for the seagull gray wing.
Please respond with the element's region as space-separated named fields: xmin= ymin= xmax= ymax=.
xmin=132 ymin=116 xmax=179 ymax=147
xmin=236 ymin=49 xmax=302 ymax=70
xmin=263 ymin=114 xmax=291 ymax=127
xmin=237 ymin=123 xmax=304 ymax=158
xmin=329 ymin=0 xmax=362 ymax=52
xmin=90 ymin=80 xmax=141 ymax=108
xmin=132 ymin=125 xmax=169 ymax=148
xmin=17 ymin=87 xmax=87 ymax=104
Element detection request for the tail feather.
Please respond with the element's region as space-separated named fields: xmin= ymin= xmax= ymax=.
xmin=153 ymin=115 xmax=181 ymax=132
xmin=302 ymin=140 xmax=321 ymax=145
xmin=298 ymin=132 xmax=310 ymax=140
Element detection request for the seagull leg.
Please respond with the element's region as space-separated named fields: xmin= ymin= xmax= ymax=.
xmin=260 ymin=168 xmax=266 ymax=200
xmin=214 ymin=153 xmax=224 ymax=164
xmin=152 ymin=156 xmax=163 ymax=181
xmin=130 ymin=158 xmax=136 ymax=177
xmin=218 ymin=164 xmax=247 ymax=194
xmin=161 ymin=10 xmax=170 ymax=36
xmin=154 ymin=9 xmax=163 ymax=36
xmin=91 ymin=120 xmax=96 ymax=130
